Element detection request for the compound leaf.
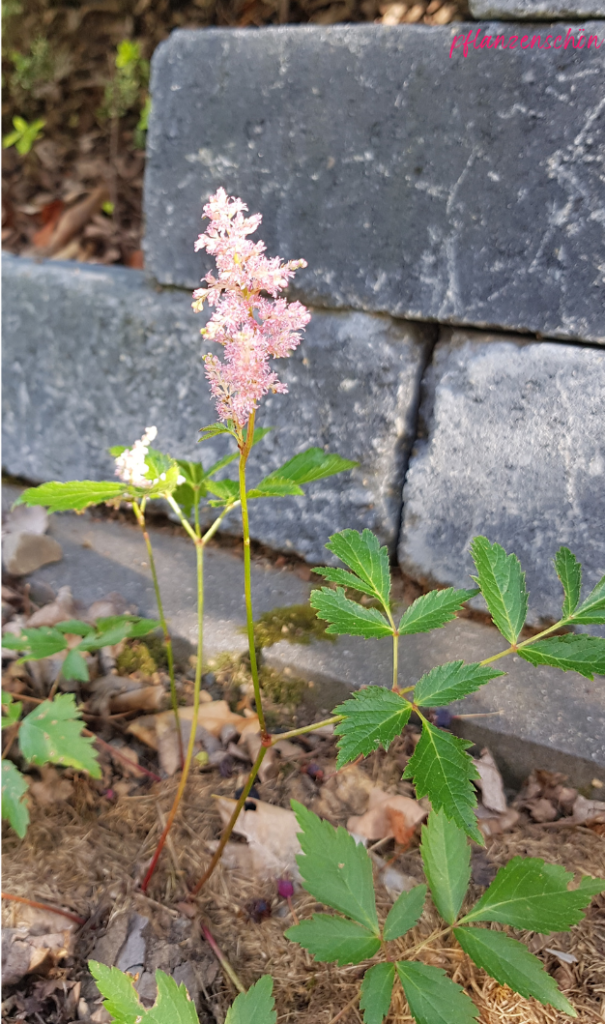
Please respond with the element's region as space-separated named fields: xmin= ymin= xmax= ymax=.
xmin=291 ymin=800 xmax=379 ymax=932
xmin=19 ymin=694 xmax=101 ymax=778
xmin=205 ymin=479 xmax=240 ymax=502
xmin=16 ymin=627 xmax=67 ymax=661
xmin=359 ymin=962 xmax=395 ymax=1024
xmin=265 ymin=448 xmax=357 ymax=487
xmin=143 ymin=970 xmax=201 ymax=1024
xmin=420 ymin=809 xmax=470 ymax=924
xmin=322 ymin=529 xmax=391 ymax=608
xmin=333 ymin=688 xmax=412 ymax=768
xmin=2 ymin=759 xmax=29 ymax=838
xmin=398 ymin=588 xmax=478 ymax=636
xmin=225 ymin=976 xmax=276 ymax=1024
xmin=518 ymin=635 xmax=605 ymax=680
xmin=55 ymin=620 xmax=95 ymax=636
xmin=62 ymin=649 xmax=90 ymax=683
xmin=454 ymin=927 xmax=576 ymax=1016
xmin=247 ymin=477 xmax=304 ymax=499
xmin=403 ymin=724 xmax=482 ymax=844
xmin=462 ymin=857 xmax=605 ymax=933
xmin=413 ymin=661 xmax=504 ymax=708
xmin=470 ymin=536 xmax=527 ymax=643
xmin=571 ymin=575 xmax=605 ymax=625
xmin=383 ymin=884 xmax=426 ymax=941
xmin=396 ymin=961 xmax=479 ymax=1024
xmin=285 ymin=914 xmax=380 ymax=965
xmin=88 ymin=961 xmax=143 ymax=1024
xmin=310 ymin=588 xmax=392 ymax=639
xmin=16 ymin=480 xmax=126 ymax=513
xmin=554 ymin=547 xmax=582 ymax=619
xmin=198 ymin=422 xmax=237 ymax=443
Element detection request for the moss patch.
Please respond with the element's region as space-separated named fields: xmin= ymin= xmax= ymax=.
xmin=116 ymin=637 xmax=167 ymax=676
xmin=253 ymin=603 xmax=335 ymax=649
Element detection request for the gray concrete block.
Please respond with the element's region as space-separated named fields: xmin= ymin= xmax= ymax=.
xmin=144 ymin=24 xmax=605 ymax=343
xmin=470 ymin=0 xmax=605 ymax=18
xmin=2 ymin=255 xmax=431 ymax=560
xmin=399 ymin=329 xmax=605 ymax=627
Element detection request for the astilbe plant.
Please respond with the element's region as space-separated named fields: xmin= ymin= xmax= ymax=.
xmin=6 ymin=190 xmax=605 ymax=1023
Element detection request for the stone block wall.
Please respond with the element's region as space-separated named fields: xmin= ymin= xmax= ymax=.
xmin=3 ymin=18 xmax=605 ymax=625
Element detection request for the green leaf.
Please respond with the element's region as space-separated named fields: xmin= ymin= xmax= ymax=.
xmin=205 ymin=478 xmax=240 ymax=502
xmin=383 ymin=884 xmax=426 ymax=940
xmin=321 ymin=529 xmax=391 ymax=608
xmin=413 ymin=661 xmax=504 ymax=708
xmin=198 ymin=422 xmax=237 ymax=443
xmin=142 ymin=971 xmax=199 ymax=1024
xmin=264 ymin=448 xmax=357 ymax=487
xmin=54 ymin=620 xmax=95 ymax=636
xmin=285 ymin=914 xmax=380 ymax=965
xmin=359 ymin=962 xmax=395 ymax=1024
xmin=462 ymin=857 xmax=605 ymax=932
xmin=518 ymin=635 xmax=605 ymax=680
xmin=310 ymin=588 xmax=393 ymax=638
xmin=454 ymin=928 xmax=576 ymax=1016
xmin=225 ymin=975 xmax=276 ymax=1024
xmin=398 ymin=588 xmax=479 ymax=636
xmin=1 ymin=632 xmax=27 ymax=650
xmin=247 ymin=476 xmax=304 ymax=499
xmin=554 ymin=547 xmax=582 ymax=619
xmin=333 ymin=688 xmax=412 ymax=768
xmin=19 ymin=694 xmax=101 ymax=778
xmin=396 ymin=961 xmax=479 ymax=1024
xmin=21 ymin=627 xmax=67 ymax=660
xmin=88 ymin=961 xmax=143 ymax=1024
xmin=1 ymin=691 xmax=23 ymax=728
xmin=78 ymin=622 xmax=134 ymax=650
xmin=403 ymin=723 xmax=482 ymax=844
xmin=16 ymin=480 xmax=127 ymax=512
xmin=62 ymin=649 xmax=90 ymax=683
xmin=1 ymin=760 xmax=30 ymax=838
xmin=291 ymin=800 xmax=379 ymax=932
xmin=470 ymin=537 xmax=527 ymax=644
xmin=420 ymin=809 xmax=470 ymax=924
xmin=572 ymin=575 xmax=605 ymax=625
xmin=94 ymin=615 xmax=160 ymax=639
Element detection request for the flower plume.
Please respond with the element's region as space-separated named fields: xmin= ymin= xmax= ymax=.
xmin=114 ymin=426 xmax=157 ymax=489
xmin=193 ymin=188 xmax=310 ymax=429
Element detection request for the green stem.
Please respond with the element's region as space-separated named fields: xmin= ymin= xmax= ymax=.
xmin=133 ymin=500 xmax=183 ymax=768
xmin=392 ymin=632 xmax=399 ymax=691
xmin=238 ymin=412 xmax=266 ymax=736
xmin=191 ymin=742 xmax=268 ymax=895
xmin=269 ymin=715 xmax=343 ymax=744
xmin=140 ymin=531 xmax=205 ymax=893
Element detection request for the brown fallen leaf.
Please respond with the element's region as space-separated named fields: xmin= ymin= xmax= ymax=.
xmin=29 ymin=766 xmax=74 ymax=807
xmin=214 ymin=796 xmax=302 ymax=879
xmin=526 ymin=797 xmax=558 ymax=823
xmin=26 ymin=586 xmax=76 ymax=627
xmin=473 ymin=748 xmax=507 ymax=814
xmin=475 ymin=804 xmax=520 ymax=837
xmin=347 ymin=787 xmax=428 ymax=841
xmin=32 ymin=200 xmax=65 ymax=248
xmin=43 ymin=186 xmax=109 ymax=257
xmin=567 ymin=795 xmax=605 ymax=825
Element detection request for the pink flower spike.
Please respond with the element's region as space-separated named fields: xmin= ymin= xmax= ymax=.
xmin=193 ymin=189 xmax=310 ymax=429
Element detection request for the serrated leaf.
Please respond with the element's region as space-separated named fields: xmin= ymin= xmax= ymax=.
xmin=420 ymin=809 xmax=470 ymax=924
xmin=554 ymin=547 xmax=582 ymax=619
xmin=571 ymin=575 xmax=605 ymax=625
xmin=413 ymin=661 xmax=504 ymax=708
xmin=19 ymin=694 xmax=101 ymax=778
xmin=62 ymin=649 xmax=90 ymax=682
xmin=403 ymin=723 xmax=482 ymax=844
xmin=313 ymin=566 xmax=381 ymax=601
xmin=322 ymin=529 xmax=391 ymax=608
xmin=88 ymin=961 xmax=143 ymax=1023
xmin=198 ymin=422 xmax=236 ymax=442
xmin=359 ymin=962 xmax=395 ymax=1024
xmin=142 ymin=971 xmax=199 ymax=1024
xmin=396 ymin=961 xmax=479 ymax=1024
xmin=225 ymin=975 xmax=276 ymax=1024
xmin=291 ymin=800 xmax=379 ymax=932
xmin=383 ymin=884 xmax=426 ymax=940
xmin=454 ymin=928 xmax=576 ymax=1016
xmin=462 ymin=857 xmax=605 ymax=932
xmin=265 ymin=448 xmax=357 ymax=487
xmin=94 ymin=615 xmax=160 ymax=639
xmin=333 ymin=688 xmax=412 ymax=768
xmin=22 ymin=627 xmax=68 ymax=660
xmin=518 ymin=635 xmax=605 ymax=680
xmin=1 ymin=632 xmax=27 ymax=650
xmin=172 ymin=481 xmax=197 ymax=517
xmin=2 ymin=691 xmax=23 ymax=729
xmin=78 ymin=622 xmax=133 ymax=650
xmin=16 ymin=480 xmax=126 ymax=513
xmin=205 ymin=478 xmax=240 ymax=502
xmin=398 ymin=588 xmax=478 ymax=636
xmin=2 ymin=759 xmax=30 ymax=838
xmin=310 ymin=588 xmax=392 ymax=638
xmin=54 ymin=620 xmax=95 ymax=636
xmin=470 ymin=537 xmax=527 ymax=644
xmin=285 ymin=914 xmax=380 ymax=965
xmin=247 ymin=476 xmax=304 ymax=499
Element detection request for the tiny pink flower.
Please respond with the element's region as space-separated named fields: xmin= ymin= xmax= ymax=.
xmin=193 ymin=188 xmax=310 ymax=429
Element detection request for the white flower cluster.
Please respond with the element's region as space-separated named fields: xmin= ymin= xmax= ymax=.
xmin=115 ymin=426 xmax=158 ymax=489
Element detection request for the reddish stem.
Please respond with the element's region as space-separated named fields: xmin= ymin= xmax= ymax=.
xmin=86 ymin=730 xmax=162 ymax=783
xmin=1 ymin=891 xmax=86 ymax=926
